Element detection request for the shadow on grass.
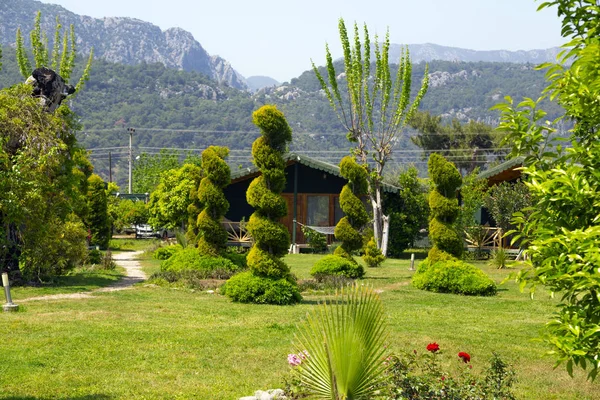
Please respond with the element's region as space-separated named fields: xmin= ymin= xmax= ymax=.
xmin=4 ymin=396 xmax=112 ymax=400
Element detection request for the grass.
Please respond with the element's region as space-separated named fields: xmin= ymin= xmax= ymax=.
xmin=1 ymin=246 xmax=598 ymax=399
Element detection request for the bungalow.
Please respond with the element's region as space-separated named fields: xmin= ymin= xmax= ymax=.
xmin=223 ymin=153 xmax=399 ymax=247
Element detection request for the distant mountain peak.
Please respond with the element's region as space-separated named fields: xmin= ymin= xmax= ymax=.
xmin=0 ymin=0 xmax=248 ymax=89
xmin=391 ymin=43 xmax=561 ymax=64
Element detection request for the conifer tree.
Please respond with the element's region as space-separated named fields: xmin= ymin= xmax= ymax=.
xmin=196 ymin=146 xmax=230 ymax=256
xmin=224 ymin=105 xmax=301 ymax=305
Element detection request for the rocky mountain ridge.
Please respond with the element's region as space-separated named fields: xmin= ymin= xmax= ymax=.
xmin=0 ymin=0 xmax=247 ymax=89
xmin=391 ymin=43 xmax=561 ymax=64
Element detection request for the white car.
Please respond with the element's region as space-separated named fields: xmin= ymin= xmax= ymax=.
xmin=135 ymin=224 xmax=156 ymax=239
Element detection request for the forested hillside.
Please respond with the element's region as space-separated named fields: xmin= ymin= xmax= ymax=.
xmin=0 ymin=46 xmax=563 ymax=186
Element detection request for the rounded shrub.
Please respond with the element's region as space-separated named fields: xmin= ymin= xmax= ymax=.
xmin=310 ymin=255 xmax=365 ymax=280
xmin=412 ymin=259 xmax=497 ymax=296
xmin=427 ymin=153 xmax=463 ymax=261
xmin=153 ymin=244 xmax=183 ymax=260
xmin=223 ymin=271 xmax=302 ymax=305
xmin=224 ymin=105 xmax=301 ymax=305
xmin=161 ymin=248 xmax=241 ymax=276
xmin=196 ymin=146 xmax=230 ymax=256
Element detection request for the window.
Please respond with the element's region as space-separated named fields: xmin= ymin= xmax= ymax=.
xmin=307 ymin=195 xmax=329 ymax=226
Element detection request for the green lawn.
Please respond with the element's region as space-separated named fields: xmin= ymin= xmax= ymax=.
xmin=1 ymin=248 xmax=598 ymax=399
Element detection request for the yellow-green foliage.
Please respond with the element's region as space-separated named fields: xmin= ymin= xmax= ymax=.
xmin=310 ymin=255 xmax=365 ymax=279
xmin=427 ymin=154 xmax=463 ymax=260
xmin=413 ymin=259 xmax=497 ymax=296
xmin=363 ymin=238 xmax=385 ymax=268
xmin=197 ymin=146 xmax=230 ymax=256
xmin=226 ymin=105 xmax=300 ymax=304
xmin=428 ymin=153 xmax=462 ymax=198
xmin=334 ymin=156 xmax=369 ymax=261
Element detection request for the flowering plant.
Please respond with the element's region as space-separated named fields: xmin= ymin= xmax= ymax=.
xmin=383 ymin=343 xmax=516 ymax=400
xmin=426 ymin=342 xmax=440 ymax=353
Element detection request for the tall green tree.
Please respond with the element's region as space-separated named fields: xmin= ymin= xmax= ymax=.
xmin=0 ymin=84 xmax=88 ymax=280
xmin=313 ymin=19 xmax=429 ymax=256
xmin=410 ymin=111 xmax=504 ymax=175
xmin=147 ymin=164 xmax=203 ymax=231
xmin=132 ymin=150 xmax=181 ymax=194
xmin=385 ymin=166 xmax=430 ymax=258
xmin=87 ymin=174 xmax=111 ymax=249
xmin=494 ymin=0 xmax=600 ymax=380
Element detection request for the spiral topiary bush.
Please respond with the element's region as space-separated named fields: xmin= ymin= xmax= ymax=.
xmin=334 ymin=156 xmax=369 ymax=261
xmin=224 ymin=105 xmax=301 ymax=304
xmin=196 ymin=146 xmax=230 ymax=256
xmin=427 ymin=153 xmax=463 ymax=262
xmin=413 ymin=154 xmax=496 ymax=296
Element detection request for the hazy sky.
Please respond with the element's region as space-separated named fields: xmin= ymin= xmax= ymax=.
xmin=40 ymin=0 xmax=564 ymax=82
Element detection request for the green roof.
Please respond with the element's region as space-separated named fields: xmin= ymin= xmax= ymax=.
xmin=231 ymin=152 xmax=399 ymax=193
xmin=477 ymin=156 xmax=525 ymax=181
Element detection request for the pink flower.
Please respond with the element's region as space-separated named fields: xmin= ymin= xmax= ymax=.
xmin=288 ymin=354 xmax=302 ymax=366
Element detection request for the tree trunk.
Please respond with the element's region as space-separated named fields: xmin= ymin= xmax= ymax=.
xmin=381 ymin=214 xmax=390 ymax=257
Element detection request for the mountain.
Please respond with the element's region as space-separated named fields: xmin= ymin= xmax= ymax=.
xmin=393 ymin=43 xmax=561 ymax=64
xmin=0 ymin=0 xmax=247 ymax=89
xmin=246 ymin=76 xmax=280 ymax=92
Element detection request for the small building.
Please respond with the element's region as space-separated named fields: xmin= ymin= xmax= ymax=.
xmin=477 ymin=156 xmax=525 ymax=187
xmin=224 ymin=153 xmax=399 ymax=246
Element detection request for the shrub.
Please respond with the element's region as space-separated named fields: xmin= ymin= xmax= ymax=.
xmin=489 ymin=247 xmax=508 ymax=269
xmin=301 ymin=226 xmax=328 ymax=254
xmin=87 ymin=249 xmax=103 ymax=265
xmin=413 ymin=259 xmax=497 ymax=296
xmin=149 ymin=270 xmax=231 ymax=287
xmin=363 ymin=238 xmax=386 ymax=268
xmin=223 ymin=251 xmax=248 ymax=269
xmin=310 ymin=255 xmax=365 ymax=280
xmin=102 ymin=249 xmax=116 ymax=270
xmin=153 ymin=245 xmax=183 ymax=260
xmin=161 ymin=248 xmax=241 ymax=278
xmin=298 ymin=275 xmax=355 ymax=293
xmin=223 ymin=271 xmax=302 ymax=305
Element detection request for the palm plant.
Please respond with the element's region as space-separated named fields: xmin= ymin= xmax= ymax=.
xmin=293 ymin=284 xmax=388 ymax=399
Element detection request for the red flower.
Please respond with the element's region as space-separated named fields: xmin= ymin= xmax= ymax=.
xmin=458 ymin=352 xmax=471 ymax=363
xmin=426 ymin=342 xmax=440 ymax=353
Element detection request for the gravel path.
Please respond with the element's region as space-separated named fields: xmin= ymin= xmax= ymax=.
xmin=20 ymin=250 xmax=146 ymax=302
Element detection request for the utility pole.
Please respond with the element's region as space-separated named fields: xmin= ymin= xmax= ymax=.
xmin=108 ymin=151 xmax=112 ymax=183
xmin=127 ymin=127 xmax=135 ymax=194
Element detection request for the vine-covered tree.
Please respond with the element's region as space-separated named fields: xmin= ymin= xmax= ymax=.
xmin=196 ymin=146 xmax=230 ymax=256
xmin=495 ymin=0 xmax=600 ymax=380
xmin=313 ymin=19 xmax=429 ymax=255
xmin=224 ymin=105 xmax=301 ymax=305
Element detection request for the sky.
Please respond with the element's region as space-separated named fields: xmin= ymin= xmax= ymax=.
xmin=40 ymin=0 xmax=564 ymax=83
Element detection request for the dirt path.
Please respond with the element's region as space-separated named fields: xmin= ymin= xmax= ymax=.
xmin=21 ymin=250 xmax=146 ymax=302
